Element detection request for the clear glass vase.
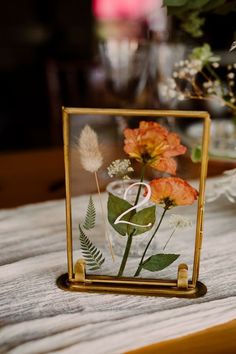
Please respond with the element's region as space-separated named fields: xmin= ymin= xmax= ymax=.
xmin=106 ymin=179 xmax=158 ymax=257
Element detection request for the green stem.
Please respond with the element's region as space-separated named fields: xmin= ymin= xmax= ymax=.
xmin=117 ymin=232 xmax=134 ymax=277
xmin=117 ymin=164 xmax=146 ymax=277
xmin=134 ymin=208 xmax=167 ymax=277
xmin=134 ymin=165 xmax=146 ymax=206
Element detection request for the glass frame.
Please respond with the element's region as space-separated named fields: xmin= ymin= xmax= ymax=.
xmin=57 ymin=107 xmax=210 ymax=298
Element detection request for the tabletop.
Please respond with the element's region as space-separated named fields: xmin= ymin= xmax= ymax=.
xmin=0 ymin=178 xmax=236 ymax=353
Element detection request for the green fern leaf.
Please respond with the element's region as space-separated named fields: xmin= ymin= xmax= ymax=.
xmin=83 ymin=196 xmax=96 ymax=230
xmin=79 ymin=225 xmax=105 ymax=271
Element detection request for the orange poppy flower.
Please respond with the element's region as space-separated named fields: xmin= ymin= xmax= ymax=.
xmin=145 ymin=177 xmax=198 ymax=209
xmin=124 ymin=121 xmax=186 ymax=175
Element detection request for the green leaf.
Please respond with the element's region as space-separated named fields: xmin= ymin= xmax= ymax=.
xmin=164 ymin=0 xmax=188 ymax=6
xmin=83 ymin=196 xmax=96 ymax=230
xmin=190 ymin=43 xmax=220 ymax=65
xmin=185 ymin=0 xmax=210 ymax=9
xmin=129 ymin=206 xmax=156 ymax=236
xmin=142 ymin=254 xmax=180 ymax=272
xmin=202 ymin=0 xmax=226 ymax=11
xmin=191 ymin=145 xmax=202 ymax=163
xmin=107 ymin=193 xmax=133 ymax=236
xmin=79 ymin=225 xmax=105 ymax=271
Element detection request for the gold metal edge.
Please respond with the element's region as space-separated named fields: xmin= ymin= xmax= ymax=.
xmin=56 ymin=273 xmax=207 ymax=298
xmin=62 ymin=108 xmax=73 ymax=279
xmin=63 ymin=107 xmax=209 ymax=119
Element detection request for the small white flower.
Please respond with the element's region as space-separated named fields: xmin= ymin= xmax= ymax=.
xmin=203 ymin=81 xmax=212 ymax=88
xmin=207 ymin=87 xmax=214 ymax=94
xmin=189 ymin=69 xmax=197 ymax=76
xmin=107 ymin=159 xmax=134 ymax=179
xmin=178 ymin=94 xmax=185 ymax=101
xmin=167 ymin=78 xmax=176 ymax=89
xmin=212 ymin=62 xmax=219 ymax=68
xmin=227 ymin=72 xmax=235 ymax=79
xmin=168 ymin=214 xmax=192 ymax=229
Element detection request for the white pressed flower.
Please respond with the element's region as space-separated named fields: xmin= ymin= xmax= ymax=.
xmin=78 ymin=125 xmax=103 ymax=173
xmin=163 ymin=214 xmax=192 ymax=251
xmin=168 ymin=214 xmax=192 ymax=229
xmin=78 ymin=125 xmax=115 ymax=261
xmin=107 ymin=159 xmax=134 ymax=179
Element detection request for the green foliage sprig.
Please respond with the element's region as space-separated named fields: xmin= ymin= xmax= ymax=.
xmin=79 ymin=196 xmax=105 ymax=271
xmin=83 ymin=196 xmax=96 ymax=230
xmin=79 ymin=225 xmax=105 ymax=271
xmin=163 ymin=0 xmax=236 ymax=38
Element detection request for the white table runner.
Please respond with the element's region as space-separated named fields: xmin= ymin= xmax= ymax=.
xmin=0 ymin=180 xmax=236 ymax=354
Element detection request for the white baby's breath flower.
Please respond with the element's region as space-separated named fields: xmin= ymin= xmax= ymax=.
xmin=178 ymin=94 xmax=185 ymax=101
xmin=168 ymin=214 xmax=192 ymax=229
xmin=212 ymin=62 xmax=219 ymax=68
xmin=107 ymin=159 xmax=134 ymax=179
xmin=78 ymin=125 xmax=103 ymax=173
xmin=227 ymin=72 xmax=235 ymax=79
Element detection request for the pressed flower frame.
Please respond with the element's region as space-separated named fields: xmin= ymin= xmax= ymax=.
xmin=57 ymin=108 xmax=210 ymax=298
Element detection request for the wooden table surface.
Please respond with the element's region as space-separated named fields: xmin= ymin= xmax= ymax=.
xmin=126 ymin=319 xmax=236 ymax=354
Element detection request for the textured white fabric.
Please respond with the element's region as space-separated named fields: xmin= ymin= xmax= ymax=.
xmin=0 ymin=180 xmax=236 ymax=354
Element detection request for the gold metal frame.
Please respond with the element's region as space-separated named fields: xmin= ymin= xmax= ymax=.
xmin=57 ymin=108 xmax=210 ymax=298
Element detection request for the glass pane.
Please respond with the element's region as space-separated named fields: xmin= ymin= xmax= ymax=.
xmin=68 ymin=113 xmax=202 ymax=280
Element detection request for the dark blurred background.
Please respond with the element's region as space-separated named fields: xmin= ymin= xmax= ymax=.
xmin=0 ymin=0 xmax=235 ymax=207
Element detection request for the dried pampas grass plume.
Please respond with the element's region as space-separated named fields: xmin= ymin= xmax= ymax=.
xmin=79 ymin=125 xmax=103 ymax=173
xmin=78 ymin=125 xmax=115 ymax=261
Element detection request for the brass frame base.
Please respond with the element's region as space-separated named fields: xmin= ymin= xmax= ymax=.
xmin=57 ymin=273 xmax=207 ymax=298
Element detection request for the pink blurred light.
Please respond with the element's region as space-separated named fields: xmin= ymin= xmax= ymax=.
xmin=93 ymin=0 xmax=162 ymax=20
